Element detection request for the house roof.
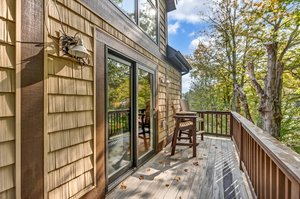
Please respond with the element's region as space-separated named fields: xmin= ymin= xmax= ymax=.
xmin=167 ymin=45 xmax=192 ymax=75
xmin=166 ymin=0 xmax=177 ymax=12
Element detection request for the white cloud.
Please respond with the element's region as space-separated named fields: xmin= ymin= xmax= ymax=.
xmin=182 ymin=73 xmax=192 ymax=93
xmin=169 ymin=0 xmax=212 ymax=24
xmin=168 ymin=21 xmax=180 ymax=34
xmin=188 ymin=31 xmax=196 ymax=37
xmin=189 ymin=37 xmax=201 ymax=51
xmin=188 ymin=35 xmax=212 ymax=51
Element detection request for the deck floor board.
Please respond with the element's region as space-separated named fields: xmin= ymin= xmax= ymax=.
xmin=106 ymin=136 xmax=251 ymax=199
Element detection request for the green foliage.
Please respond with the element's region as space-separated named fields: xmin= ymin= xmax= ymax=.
xmin=107 ymin=58 xmax=152 ymax=111
xmin=107 ymin=58 xmax=131 ymax=110
xmin=189 ymin=0 xmax=300 ymax=153
xmin=138 ymin=69 xmax=152 ymax=109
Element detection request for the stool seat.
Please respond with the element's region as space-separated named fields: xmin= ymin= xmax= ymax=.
xmin=179 ymin=121 xmax=193 ymax=128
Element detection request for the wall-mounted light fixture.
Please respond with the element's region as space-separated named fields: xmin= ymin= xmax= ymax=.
xmin=159 ymin=76 xmax=165 ymax=83
xmin=67 ymin=37 xmax=90 ymax=58
xmin=159 ymin=76 xmax=170 ymax=84
xmin=61 ymin=33 xmax=90 ymax=64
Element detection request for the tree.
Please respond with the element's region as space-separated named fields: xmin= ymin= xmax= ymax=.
xmin=188 ymin=40 xmax=232 ymax=111
xmin=242 ymin=0 xmax=300 ymax=137
xmin=209 ymin=0 xmax=241 ymax=112
xmin=190 ymin=0 xmax=300 ymax=138
xmin=189 ymin=0 xmax=254 ymax=121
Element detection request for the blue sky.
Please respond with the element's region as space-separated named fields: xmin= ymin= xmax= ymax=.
xmin=168 ymin=22 xmax=208 ymax=55
xmin=167 ymin=0 xmax=212 ymax=93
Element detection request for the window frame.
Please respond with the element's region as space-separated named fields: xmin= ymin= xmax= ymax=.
xmin=138 ymin=0 xmax=158 ymax=43
xmin=109 ymin=0 xmax=159 ymax=44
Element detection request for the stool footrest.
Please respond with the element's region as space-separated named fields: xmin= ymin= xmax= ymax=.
xmin=176 ymin=143 xmax=199 ymax=146
xmin=177 ymin=137 xmax=191 ymax=140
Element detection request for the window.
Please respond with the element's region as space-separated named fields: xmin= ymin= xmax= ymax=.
xmin=139 ymin=0 xmax=157 ymax=41
xmin=111 ymin=0 xmax=136 ymax=21
xmin=110 ymin=0 xmax=158 ymax=43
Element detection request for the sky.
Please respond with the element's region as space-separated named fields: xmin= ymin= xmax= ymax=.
xmin=167 ymin=0 xmax=212 ymax=93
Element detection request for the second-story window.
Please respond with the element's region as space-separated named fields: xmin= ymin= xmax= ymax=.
xmin=139 ymin=0 xmax=157 ymax=42
xmin=111 ymin=0 xmax=136 ymax=21
xmin=111 ymin=0 xmax=158 ymax=43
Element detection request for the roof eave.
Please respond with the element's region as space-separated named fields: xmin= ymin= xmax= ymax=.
xmin=167 ymin=45 xmax=192 ymax=75
xmin=166 ymin=0 xmax=177 ymax=12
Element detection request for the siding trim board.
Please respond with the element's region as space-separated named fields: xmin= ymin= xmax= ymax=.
xmin=81 ymin=35 xmax=106 ymax=199
xmin=21 ymin=0 xmax=45 ymax=198
xmin=15 ymin=0 xmax=21 ymax=198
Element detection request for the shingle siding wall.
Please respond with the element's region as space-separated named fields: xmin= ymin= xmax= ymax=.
xmin=0 ymin=1 xmax=17 ymax=198
xmin=46 ymin=1 xmax=95 ymax=198
xmin=46 ymin=1 xmax=182 ymax=196
xmin=0 ymin=0 xmax=183 ymax=198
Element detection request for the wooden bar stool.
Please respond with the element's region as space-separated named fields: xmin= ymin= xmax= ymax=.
xmin=171 ymin=114 xmax=198 ymax=157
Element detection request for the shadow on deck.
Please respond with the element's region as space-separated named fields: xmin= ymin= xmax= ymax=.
xmin=106 ymin=136 xmax=251 ymax=199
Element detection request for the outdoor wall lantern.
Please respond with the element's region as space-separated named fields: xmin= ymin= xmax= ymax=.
xmin=159 ymin=76 xmax=170 ymax=84
xmin=61 ymin=33 xmax=90 ymax=64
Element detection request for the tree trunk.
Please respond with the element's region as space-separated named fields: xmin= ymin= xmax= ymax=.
xmin=248 ymin=42 xmax=283 ymax=137
xmin=234 ymin=84 xmax=254 ymax=123
xmin=259 ymin=43 xmax=283 ymax=137
xmin=231 ymin=69 xmax=240 ymax=112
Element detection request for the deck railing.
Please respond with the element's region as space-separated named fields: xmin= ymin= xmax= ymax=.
xmin=231 ymin=112 xmax=300 ymax=199
xmin=107 ymin=109 xmax=130 ymax=138
xmin=108 ymin=109 xmax=300 ymax=198
xmin=194 ymin=111 xmax=231 ymax=136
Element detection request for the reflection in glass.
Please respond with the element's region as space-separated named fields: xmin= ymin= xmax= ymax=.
xmin=111 ymin=0 xmax=136 ymax=21
xmin=139 ymin=0 xmax=157 ymax=42
xmin=138 ymin=68 xmax=153 ymax=158
xmin=107 ymin=57 xmax=132 ymax=178
xmin=150 ymin=0 xmax=156 ymax=7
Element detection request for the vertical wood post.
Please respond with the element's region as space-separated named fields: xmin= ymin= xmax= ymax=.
xmin=200 ymin=112 xmax=204 ymax=132
xmin=21 ymin=0 xmax=44 ymax=198
xmin=239 ymin=122 xmax=243 ymax=170
xmin=230 ymin=113 xmax=233 ymax=139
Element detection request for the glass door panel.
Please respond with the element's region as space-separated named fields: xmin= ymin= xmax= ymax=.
xmin=107 ymin=56 xmax=132 ymax=180
xmin=137 ymin=68 xmax=154 ymax=158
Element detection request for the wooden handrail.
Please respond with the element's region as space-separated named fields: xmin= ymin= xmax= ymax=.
xmin=231 ymin=111 xmax=300 ymax=199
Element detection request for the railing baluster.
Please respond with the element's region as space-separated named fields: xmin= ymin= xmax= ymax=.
xmin=200 ymin=112 xmax=204 ymax=133
xmin=226 ymin=114 xmax=228 ymax=135
xmin=221 ymin=114 xmax=223 ymax=135
xmin=211 ymin=113 xmax=213 ymax=134
xmin=215 ymin=113 xmax=218 ymax=134
xmin=107 ymin=109 xmax=131 ymax=137
xmin=206 ymin=113 xmax=209 ymax=133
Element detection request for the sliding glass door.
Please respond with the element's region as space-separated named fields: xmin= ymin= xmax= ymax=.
xmin=137 ymin=67 xmax=155 ymax=161
xmin=107 ymin=55 xmax=133 ymax=183
xmin=106 ymin=53 xmax=156 ymax=184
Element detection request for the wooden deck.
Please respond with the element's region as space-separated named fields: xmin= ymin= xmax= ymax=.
xmin=106 ymin=136 xmax=251 ymax=199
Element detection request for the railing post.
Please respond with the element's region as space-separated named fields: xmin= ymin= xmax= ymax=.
xmin=230 ymin=113 xmax=233 ymax=138
xmin=239 ymin=122 xmax=243 ymax=171
xmin=200 ymin=112 xmax=204 ymax=132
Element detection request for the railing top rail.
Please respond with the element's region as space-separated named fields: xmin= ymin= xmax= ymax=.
xmin=231 ymin=111 xmax=300 ymax=183
xmin=108 ymin=109 xmax=130 ymax=113
xmin=193 ymin=110 xmax=231 ymax=114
